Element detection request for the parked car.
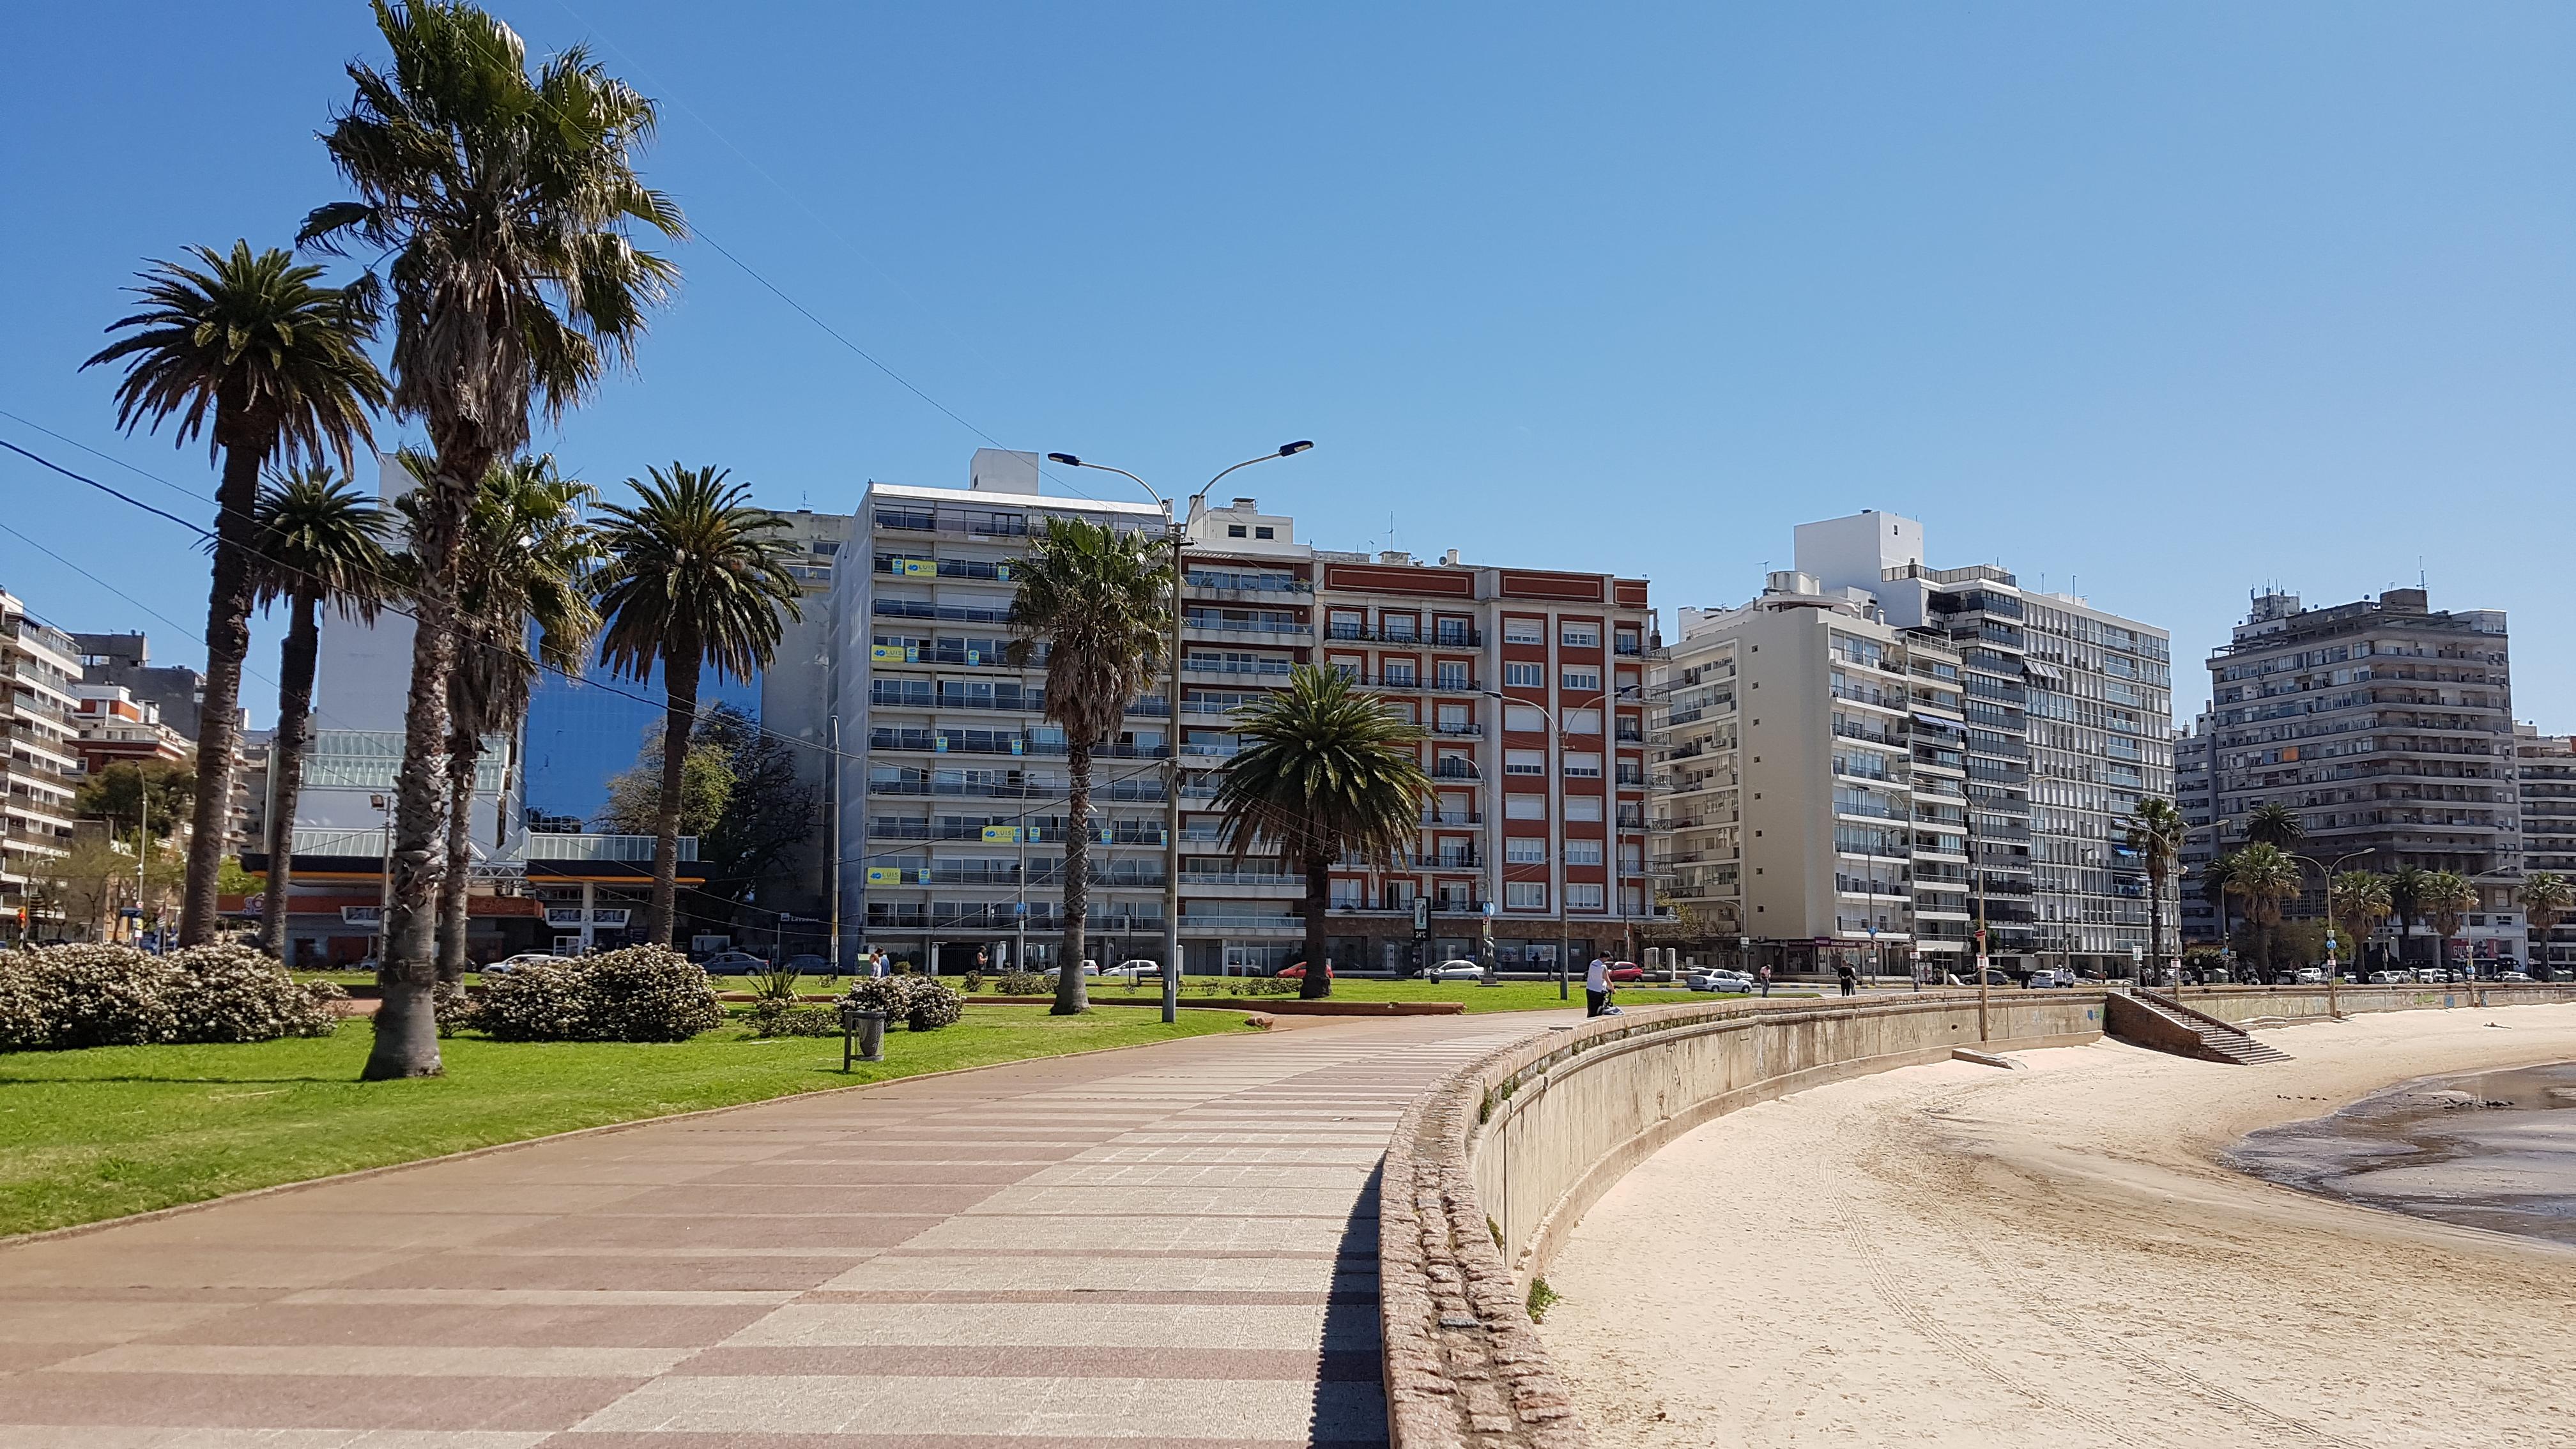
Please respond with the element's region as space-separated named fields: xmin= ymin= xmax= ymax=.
xmin=1423 ymin=959 xmax=1483 ymax=981
xmin=2292 ymin=967 xmax=2326 ymax=985
xmin=2022 ymin=969 xmax=2070 ymax=989
xmin=1103 ymin=960 xmax=1164 ymax=979
xmin=1607 ymin=961 xmax=1644 ymax=982
xmin=699 ymin=951 xmax=767 ymax=976
xmin=1277 ymin=962 xmax=1334 ymax=980
xmin=1978 ymin=968 xmax=2014 ymax=986
xmin=2366 ymin=969 xmax=2405 ymax=984
xmin=1687 ymin=968 xmax=1753 ymax=994
xmin=781 ymin=953 xmax=830 ymax=977
xmin=1041 ymin=960 xmax=1101 ymax=977
xmin=484 ymin=951 xmax=564 ymax=974
xmin=2500 ymin=970 xmax=2534 ymax=983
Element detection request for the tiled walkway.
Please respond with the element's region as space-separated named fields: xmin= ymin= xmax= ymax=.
xmin=0 ymin=1013 xmax=1544 ymax=1448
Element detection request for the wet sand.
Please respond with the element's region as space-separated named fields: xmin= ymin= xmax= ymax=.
xmin=1542 ymin=1002 xmax=2576 ymax=1449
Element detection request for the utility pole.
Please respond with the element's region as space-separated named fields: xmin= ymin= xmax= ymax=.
xmin=827 ymin=714 xmax=842 ymax=976
xmin=135 ymin=788 xmax=148 ymax=949
xmin=1972 ymin=803 xmax=1989 ymax=1041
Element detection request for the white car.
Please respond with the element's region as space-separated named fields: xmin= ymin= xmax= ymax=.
xmin=485 ymin=951 xmax=566 ymax=974
xmin=1425 ymin=960 xmax=1485 ymax=981
xmin=2292 ymin=967 xmax=2326 ymax=985
xmin=1101 ymin=960 xmax=1165 ymax=980
xmin=2499 ymin=970 xmax=2534 ymax=983
xmin=1041 ymin=960 xmax=1101 ymax=977
xmin=1687 ymin=969 xmax=1753 ymax=993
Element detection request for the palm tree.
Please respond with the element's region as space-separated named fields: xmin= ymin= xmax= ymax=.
xmin=427 ymin=454 xmax=599 ymax=979
xmin=2423 ymin=870 xmax=2477 ymax=977
xmin=2388 ymin=865 xmax=2432 ymax=968
xmin=592 ymin=464 xmax=797 ymax=946
xmin=2201 ymin=850 xmax=2241 ymax=970
xmin=1215 ymin=666 xmax=1432 ymax=1001
xmin=303 ymin=0 xmax=683 ymax=1078
xmin=2328 ymin=870 xmax=2391 ymax=1013
xmin=2124 ymin=797 xmax=2185 ymax=984
xmin=1004 ymin=517 xmax=1170 ymax=1014
xmin=82 ymin=241 xmax=387 ymax=949
xmin=247 ymin=468 xmax=396 ymax=961
xmin=2222 ymin=843 xmax=2301 ymax=981
xmin=2517 ymin=871 xmax=2572 ymax=980
xmin=2244 ymin=802 xmax=2305 ymax=850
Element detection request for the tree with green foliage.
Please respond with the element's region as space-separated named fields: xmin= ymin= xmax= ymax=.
xmin=2517 ymin=871 xmax=2572 ymax=979
xmin=83 ymin=241 xmax=386 ymax=949
xmin=247 ymin=467 xmax=395 ymax=958
xmin=2327 ymin=870 xmax=2391 ymax=1011
xmin=303 ymin=0 xmax=684 ymax=1078
xmin=2422 ymin=870 xmax=2477 ymax=974
xmin=590 ymin=465 xmax=799 ymax=944
xmin=600 ymin=735 xmax=735 ymax=839
xmin=2388 ymin=865 xmax=2432 ymax=967
xmin=2244 ymin=801 xmax=2305 ymax=850
xmin=75 ymin=759 xmax=195 ymax=838
xmin=2221 ymin=843 xmax=2302 ymax=980
xmin=2124 ymin=796 xmax=2186 ymax=981
xmin=1005 ymin=517 xmax=1170 ymax=1014
xmin=1215 ymin=666 xmax=1432 ymax=1000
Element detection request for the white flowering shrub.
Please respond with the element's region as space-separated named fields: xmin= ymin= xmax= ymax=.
xmin=842 ymin=974 xmax=962 ymax=1032
xmin=15 ymin=944 xmax=180 ymax=1048
xmin=0 ymin=959 xmax=49 ymax=1050
xmin=473 ymin=946 xmax=720 ymax=1042
xmin=164 ymin=943 xmax=337 ymax=1043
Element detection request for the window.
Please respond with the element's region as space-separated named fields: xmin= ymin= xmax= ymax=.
xmin=1564 ymin=795 xmax=1604 ymax=822
xmin=1564 ymin=839 xmax=1604 ymax=865
xmin=1562 ymin=668 xmax=1601 ymax=691
xmin=1504 ymin=618 xmax=1545 ymax=645
xmin=1561 ymin=624 xmax=1600 ymax=648
xmin=1506 ymin=749 xmax=1547 ymax=776
xmin=1329 ymin=611 xmax=1364 ymax=639
xmin=1506 ymin=794 xmax=1549 ymax=820
xmin=1436 ymin=661 xmax=1472 ymax=691
xmin=1564 ymin=708 xmax=1602 ymax=733
xmin=1227 ymin=525 xmax=1248 ymax=537
xmin=1565 ymin=882 xmax=1605 ymax=910
xmin=1505 ymin=662 xmax=1545 ymax=688
xmin=1437 ymin=703 xmax=1472 ymax=730
xmin=1381 ymin=615 xmax=1417 ymax=640
xmin=1436 ymin=617 xmax=1475 ymax=645
xmin=1506 ymin=882 xmax=1549 ymax=910
xmin=1505 ymin=836 xmax=1549 ymax=863
xmin=1329 ymin=656 xmax=1363 ymax=680
xmin=1563 ymin=752 xmax=1602 ymax=778
xmin=1255 ymin=526 xmax=1275 ymax=540
xmin=1382 ymin=659 xmax=1417 ymax=685
xmin=1614 ymin=628 xmax=1639 ymax=654
xmin=1505 ymin=705 xmax=1547 ymax=732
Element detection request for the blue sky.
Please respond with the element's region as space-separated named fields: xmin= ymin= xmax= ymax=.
xmin=3 ymin=3 xmax=2569 ymax=728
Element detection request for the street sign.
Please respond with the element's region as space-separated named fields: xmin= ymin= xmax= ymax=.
xmin=1412 ymin=898 xmax=1430 ymax=937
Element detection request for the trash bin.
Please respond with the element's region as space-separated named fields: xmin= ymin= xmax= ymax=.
xmin=839 ymin=1002 xmax=886 ymax=1070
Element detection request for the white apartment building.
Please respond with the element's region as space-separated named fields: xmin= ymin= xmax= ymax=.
xmin=1648 ymin=572 xmax=1972 ymax=979
xmin=1 ymin=589 xmax=84 ymax=942
xmin=827 ymin=450 xmax=1655 ymax=975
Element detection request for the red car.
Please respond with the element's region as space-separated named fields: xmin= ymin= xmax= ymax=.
xmin=1607 ymin=961 xmax=1643 ymax=982
xmin=1277 ymin=963 xmax=1333 ymax=980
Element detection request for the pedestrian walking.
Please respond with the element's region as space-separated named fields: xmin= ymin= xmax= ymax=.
xmin=1758 ymin=963 xmax=1772 ymax=997
xmin=1584 ymin=954 xmax=1613 ymax=1017
xmin=1836 ymin=960 xmax=1857 ymax=996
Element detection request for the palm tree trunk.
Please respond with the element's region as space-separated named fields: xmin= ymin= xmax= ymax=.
xmin=1054 ymin=738 xmax=1091 ymax=1015
xmin=647 ymin=646 xmax=700 ymax=946
xmin=2145 ymin=864 xmax=2166 ymax=985
xmin=437 ymin=724 xmax=480 ymax=982
xmin=258 ymin=592 xmax=323 ymax=962
xmin=179 ymin=431 xmax=264 ymax=945
xmin=1300 ymin=850 xmax=1331 ymax=1000
xmin=365 ymin=448 xmax=481 ymax=1081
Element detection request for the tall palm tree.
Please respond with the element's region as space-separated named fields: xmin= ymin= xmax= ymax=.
xmin=592 ymin=464 xmax=797 ymax=946
xmin=2388 ymin=865 xmax=2432 ymax=968
xmin=303 ymin=0 xmax=683 ymax=1078
xmin=2222 ymin=843 xmax=2301 ymax=981
xmin=247 ymin=468 xmax=396 ymax=960
xmin=2201 ymin=850 xmax=2241 ymax=965
xmin=1215 ymin=666 xmax=1432 ymax=1002
xmin=2517 ymin=871 xmax=2573 ymax=980
xmin=1004 ymin=517 xmax=1170 ymax=1014
xmin=2124 ymin=796 xmax=2185 ymax=983
xmin=2328 ymin=870 xmax=2391 ymax=1013
xmin=423 ymin=453 xmax=599 ymax=978
xmin=83 ymin=241 xmax=387 ymax=949
xmin=2244 ymin=801 xmax=2305 ymax=850
xmin=2423 ymin=870 xmax=2476 ymax=976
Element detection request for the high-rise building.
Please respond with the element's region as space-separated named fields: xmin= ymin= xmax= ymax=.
xmin=1 ymin=589 xmax=84 ymax=942
xmin=2515 ymin=724 xmax=2575 ymax=977
xmin=68 ymin=632 xmax=216 ymax=741
xmin=827 ymin=450 xmax=1654 ymax=975
xmin=1647 ymin=572 xmax=1972 ymax=979
xmin=2203 ymin=588 xmax=2522 ymax=970
xmin=2174 ymin=711 xmax=2221 ymax=946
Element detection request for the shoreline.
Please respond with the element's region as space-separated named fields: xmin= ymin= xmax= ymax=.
xmin=1540 ymin=1002 xmax=2576 ymax=1449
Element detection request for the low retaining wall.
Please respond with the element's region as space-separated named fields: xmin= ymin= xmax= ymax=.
xmin=1379 ymin=992 xmax=2104 ymax=1448
xmin=2170 ymin=982 xmax=2576 ymax=1023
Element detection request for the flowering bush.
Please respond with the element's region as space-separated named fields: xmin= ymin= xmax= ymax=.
xmin=0 ymin=958 xmax=51 ymax=1050
xmin=431 ymin=979 xmax=477 ymax=1037
xmin=745 ymin=1000 xmax=842 ymax=1037
xmin=473 ymin=946 xmax=721 ymax=1043
xmin=10 ymin=943 xmax=179 ymax=1049
xmin=842 ymin=974 xmax=962 ymax=1032
xmin=164 ymin=943 xmax=337 ymax=1043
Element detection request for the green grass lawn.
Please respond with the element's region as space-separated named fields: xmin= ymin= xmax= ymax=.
xmin=0 ymin=1007 xmax=1248 ymax=1239
xmin=973 ymin=975 xmax=1774 ymax=1014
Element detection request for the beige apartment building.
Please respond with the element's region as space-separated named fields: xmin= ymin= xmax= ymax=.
xmin=2 ymin=589 xmax=85 ymax=941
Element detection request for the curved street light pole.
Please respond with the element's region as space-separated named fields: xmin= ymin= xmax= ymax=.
xmin=2291 ymin=849 xmax=2375 ymax=1016
xmin=1047 ymin=444 xmax=1314 ymax=1023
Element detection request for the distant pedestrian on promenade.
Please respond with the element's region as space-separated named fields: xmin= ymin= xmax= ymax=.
xmin=1758 ymin=963 xmax=1772 ymax=997
xmin=1585 ymin=954 xmax=1612 ymax=1017
xmin=1836 ymin=961 xmax=1857 ymax=996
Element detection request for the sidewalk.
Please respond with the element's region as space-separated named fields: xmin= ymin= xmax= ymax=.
xmin=0 ymin=1013 xmax=1547 ymax=1448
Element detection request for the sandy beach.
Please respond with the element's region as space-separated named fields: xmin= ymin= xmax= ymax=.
xmin=1541 ymin=1001 xmax=2576 ymax=1449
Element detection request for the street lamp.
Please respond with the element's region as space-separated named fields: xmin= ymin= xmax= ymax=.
xmin=2290 ymin=849 xmax=2374 ymax=1016
xmin=1045 ymin=443 xmax=1314 ymax=1023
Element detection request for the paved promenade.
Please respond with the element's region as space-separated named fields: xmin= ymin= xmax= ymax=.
xmin=0 ymin=1013 xmax=1544 ymax=1448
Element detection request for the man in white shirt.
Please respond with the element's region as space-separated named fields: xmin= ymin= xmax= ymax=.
xmin=1584 ymin=955 xmax=1611 ymax=1017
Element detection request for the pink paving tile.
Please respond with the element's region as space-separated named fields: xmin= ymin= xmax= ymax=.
xmin=0 ymin=1372 xmax=641 ymax=1430
xmin=136 ymin=1301 xmax=778 ymax=1349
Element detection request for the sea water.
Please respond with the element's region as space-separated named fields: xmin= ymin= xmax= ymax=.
xmin=2228 ymin=1061 xmax=2576 ymax=1245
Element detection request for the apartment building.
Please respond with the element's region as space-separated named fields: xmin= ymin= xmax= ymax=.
xmin=2 ymin=590 xmax=84 ymax=941
xmin=72 ymin=686 xmax=191 ymax=772
xmin=2515 ymin=723 xmax=2574 ymax=976
xmin=827 ymin=450 xmax=1655 ymax=976
xmin=2174 ymin=712 xmax=2220 ymax=946
xmin=1647 ymin=572 xmax=1972 ymax=979
xmin=1797 ymin=513 xmax=2174 ymax=975
xmin=2204 ymin=588 xmax=2522 ymax=969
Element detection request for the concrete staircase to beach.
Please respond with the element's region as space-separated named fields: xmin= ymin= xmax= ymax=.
xmin=2106 ymin=990 xmax=2293 ymax=1066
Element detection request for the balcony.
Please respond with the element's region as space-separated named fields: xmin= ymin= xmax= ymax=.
xmin=1430 ymin=721 xmax=1485 ymax=738
xmin=1421 ymin=809 xmax=1483 ymax=826
xmin=1184 ymin=569 xmax=1310 ymax=595
xmin=1184 ymin=657 xmax=1296 ymax=678
xmin=521 ymin=832 xmax=700 ymax=864
xmin=1430 ymin=761 xmax=1482 ymax=781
